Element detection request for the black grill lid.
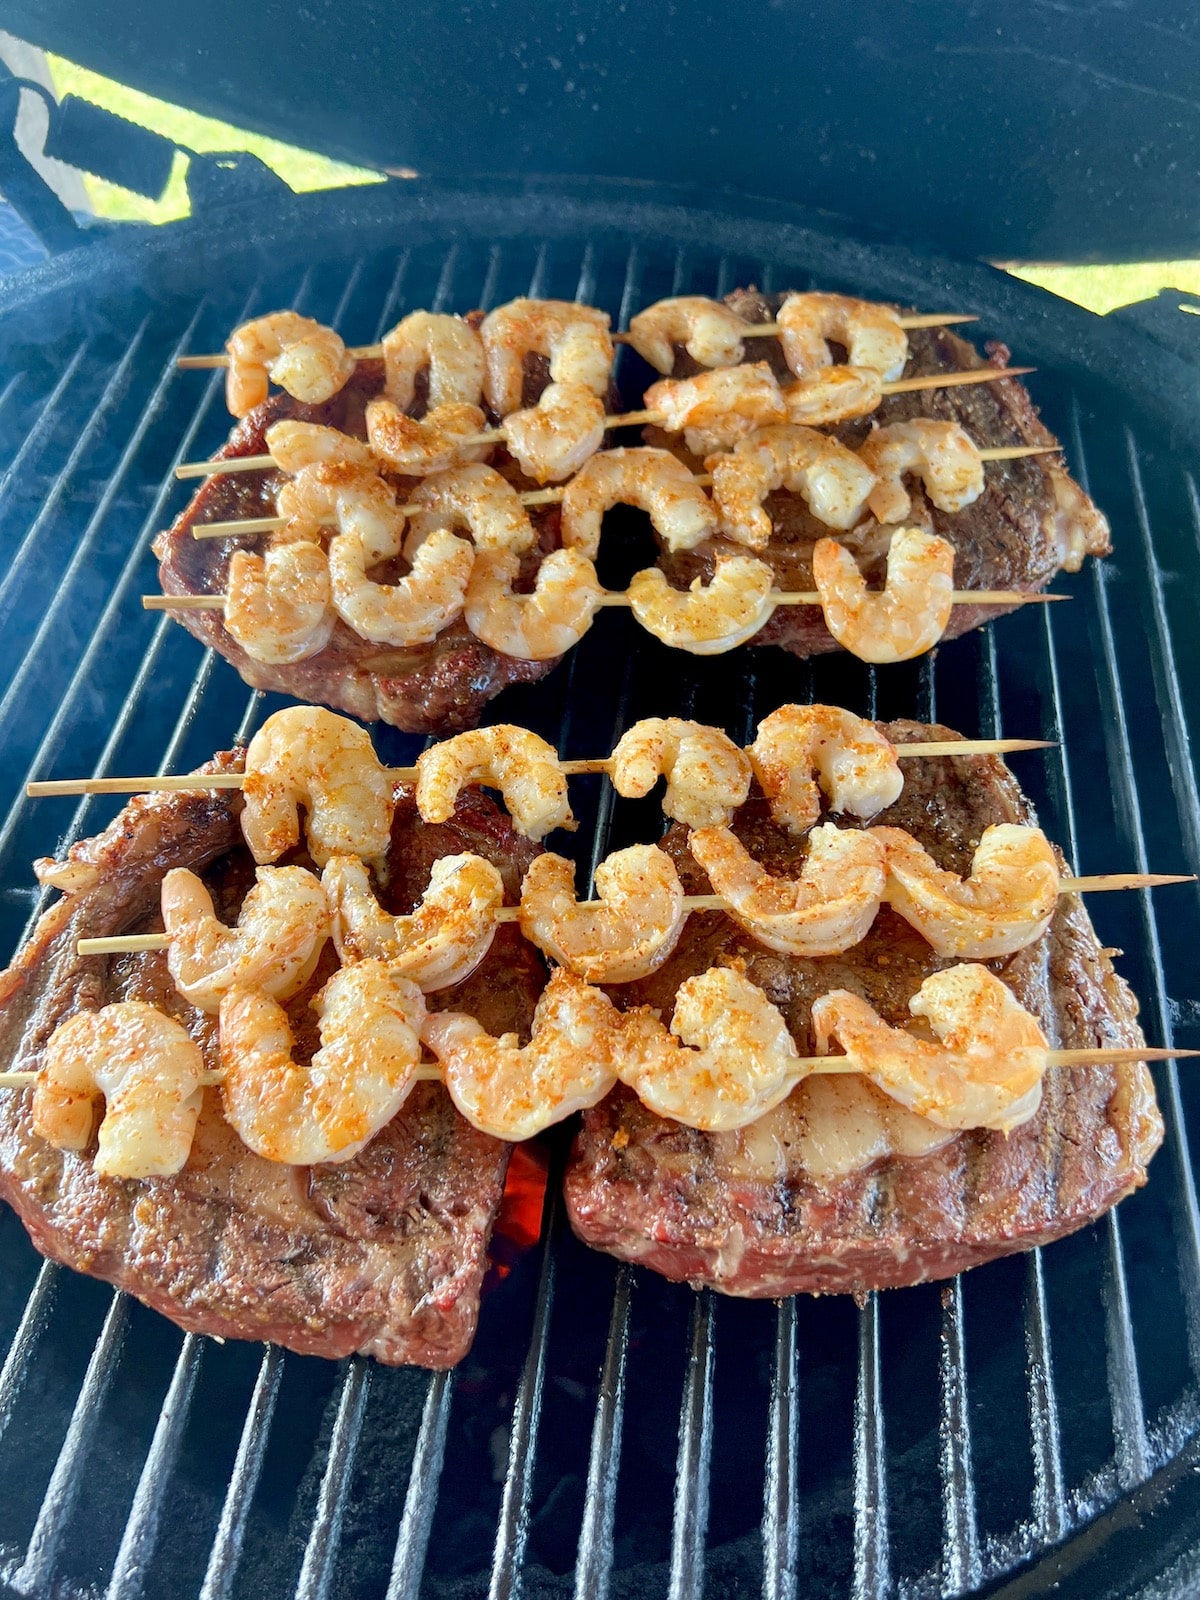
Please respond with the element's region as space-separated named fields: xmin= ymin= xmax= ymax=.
xmin=0 ymin=180 xmax=1199 ymax=1598
xmin=5 ymin=2 xmax=1200 ymax=262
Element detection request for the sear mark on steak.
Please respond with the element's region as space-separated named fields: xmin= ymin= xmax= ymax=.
xmin=642 ymin=289 xmax=1110 ymax=660
xmin=0 ymin=758 xmax=547 ymax=1367
xmin=153 ymin=348 xmax=613 ymax=734
xmin=564 ymin=723 xmax=1163 ymax=1297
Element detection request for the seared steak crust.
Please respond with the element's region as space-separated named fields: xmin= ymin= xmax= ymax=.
xmin=0 ymin=763 xmax=547 ymax=1366
xmin=564 ymin=724 xmax=1163 ymax=1297
xmin=645 ymin=289 xmax=1110 ymax=659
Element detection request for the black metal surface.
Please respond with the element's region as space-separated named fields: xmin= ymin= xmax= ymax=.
xmin=8 ymin=2 xmax=1200 ymax=262
xmin=0 ymin=182 xmax=1198 ymax=1599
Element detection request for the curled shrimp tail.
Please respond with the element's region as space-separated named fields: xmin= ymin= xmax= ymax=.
xmin=813 ymin=528 xmax=955 ymax=664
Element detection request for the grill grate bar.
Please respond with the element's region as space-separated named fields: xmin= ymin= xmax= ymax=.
xmin=573 ymin=1264 xmax=633 ymax=1600
xmin=373 ymin=249 xmax=413 ymax=338
xmin=199 ymin=1345 xmax=285 ymax=1600
xmin=105 ymin=1334 xmax=205 ymax=1600
xmin=0 ymin=1260 xmax=58 ymax=1451
xmin=1100 ymin=1211 xmax=1149 ymax=1487
xmin=0 ymin=325 xmax=148 ymax=639
xmin=1024 ymin=1249 xmax=1067 ymax=1545
xmin=761 ymin=1297 xmax=799 ymax=1600
xmin=852 ymin=1295 xmax=890 ymax=1600
xmin=479 ymin=245 xmax=504 ymax=315
xmin=938 ymin=1280 xmax=980 ymax=1593
xmin=1064 ymin=397 xmax=1180 ymax=1481
xmin=488 ymin=1190 xmax=559 ymax=1600
xmin=667 ymin=1291 xmax=715 ymax=1600
xmin=0 ymin=343 xmax=86 ymax=523
xmin=1126 ymin=441 xmax=1200 ymax=871
xmin=11 ymin=1290 xmax=129 ymax=1595
xmin=0 ymin=300 xmax=216 ymax=863
xmin=295 ymin=1358 xmax=373 ymax=1600
xmin=1041 ymin=579 xmax=1149 ymax=1483
xmin=1123 ymin=441 xmax=1200 ymax=1368
xmin=386 ymin=1371 xmax=455 ymax=1600
xmin=981 ymin=619 xmax=1068 ymax=1543
xmin=431 ymin=244 xmax=461 ymax=313
xmin=576 ymin=242 xmax=598 ymax=307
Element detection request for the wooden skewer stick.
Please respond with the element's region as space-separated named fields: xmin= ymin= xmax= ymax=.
xmin=26 ymin=737 xmax=1055 ymax=800
xmin=455 ymin=389 xmax=1045 ymax=451
xmin=192 ymin=483 xmax=567 ymax=539
xmin=2 ymin=1045 xmax=1192 ymax=1092
xmin=188 ymin=438 xmax=1049 ymax=544
xmin=173 ymin=367 xmax=1038 ymax=481
xmin=142 ymin=584 xmax=1068 ymax=618
xmin=190 ymin=396 xmax=1045 ymax=539
xmin=71 ymin=873 xmax=1195 ymax=958
xmin=174 ymin=313 xmax=982 ymax=372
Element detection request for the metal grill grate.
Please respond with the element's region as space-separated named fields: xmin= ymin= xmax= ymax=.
xmin=0 ymin=189 xmax=1199 ymax=1599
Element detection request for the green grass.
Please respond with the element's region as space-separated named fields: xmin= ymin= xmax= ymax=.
xmin=41 ymin=54 xmax=1200 ymax=317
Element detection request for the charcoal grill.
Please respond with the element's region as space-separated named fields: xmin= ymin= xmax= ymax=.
xmin=1 ymin=178 xmax=1200 ymax=1599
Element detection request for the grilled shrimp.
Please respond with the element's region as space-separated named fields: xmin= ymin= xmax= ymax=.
xmin=872 ymin=822 xmax=1060 ymax=957
xmin=783 ymin=366 xmax=883 ymax=427
xmin=329 ymin=520 xmax=473 ymax=646
xmin=560 ymin=446 xmax=719 ymax=558
xmin=225 ymin=542 xmax=336 ymax=664
xmin=813 ymin=527 xmax=955 ymax=664
xmin=688 ymin=822 xmax=886 ymax=956
xmin=322 ymin=851 xmax=503 ymax=990
xmin=415 ymin=725 xmax=572 ymax=840
xmin=858 ymin=420 xmax=985 ymax=523
xmin=275 ymin=460 xmax=403 ymax=547
xmin=626 ymin=295 xmax=751 ymax=374
xmin=775 ymin=293 xmax=908 ymax=381
xmin=241 ymin=707 xmax=393 ymax=867
xmin=162 ymin=864 xmax=331 ymax=1014
xmin=364 ymin=398 xmax=490 ymax=476
xmin=618 ymin=966 xmax=803 ymax=1132
xmin=748 ymin=704 xmax=903 ymax=834
xmin=264 ymin=420 xmax=377 ymax=475
xmin=403 ymin=462 xmax=537 ymax=555
xmin=464 ymin=547 xmax=602 ymax=661
xmin=502 ymin=383 xmax=607 ymax=483
xmin=422 ymin=966 xmax=621 ymax=1140
xmin=381 ymin=310 xmax=485 ymax=410
xmin=219 ymin=961 xmax=425 ymax=1165
xmin=518 ymin=844 xmax=686 ymax=982
xmin=36 ymin=1003 xmax=206 ymax=1178
xmin=480 ymin=298 xmax=613 ymax=415
xmin=225 ymin=312 xmax=356 ymax=417
xmin=643 ymin=365 xmax=788 ymax=455
xmin=609 ymin=717 xmax=752 ymax=829
xmin=627 ymin=556 xmax=776 ymax=654
xmin=709 ymin=423 xmax=876 ymax=550
xmin=811 ymin=964 xmax=1048 ymax=1132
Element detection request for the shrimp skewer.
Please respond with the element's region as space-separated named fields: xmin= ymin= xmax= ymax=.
xmin=75 ymin=857 xmax=1189 ymax=963
xmin=12 ymin=985 xmax=1195 ymax=1153
xmin=185 ymin=435 xmax=1057 ymax=570
xmin=181 ymin=306 xmax=976 ymax=389
xmin=28 ymin=703 xmax=1061 ymax=806
xmin=175 ymin=372 xmax=1039 ymax=482
xmin=77 ymin=828 xmax=1190 ymax=974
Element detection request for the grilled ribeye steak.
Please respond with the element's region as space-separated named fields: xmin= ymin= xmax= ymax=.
xmin=0 ymin=762 xmax=546 ymax=1367
xmin=154 ymin=356 xmax=571 ymax=734
xmin=564 ymin=723 xmax=1163 ymax=1297
xmin=644 ymin=289 xmax=1110 ymax=658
